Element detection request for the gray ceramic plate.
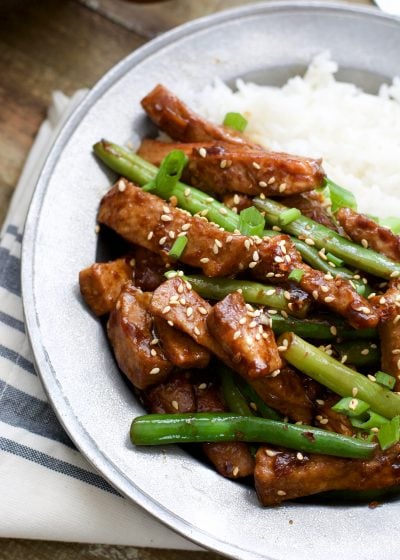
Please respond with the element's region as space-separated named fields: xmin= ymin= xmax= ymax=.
xmin=22 ymin=2 xmax=400 ymax=559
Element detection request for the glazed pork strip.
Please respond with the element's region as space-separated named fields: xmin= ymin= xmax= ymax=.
xmin=153 ymin=317 xmax=210 ymax=369
xmin=206 ymin=291 xmax=282 ymax=378
xmin=254 ymin=443 xmax=400 ymax=506
xmin=79 ymin=257 xmax=133 ymax=316
xmin=337 ymin=207 xmax=400 ymax=262
xmin=222 ymin=193 xmax=253 ymax=213
xmin=136 ymin=139 xmax=214 ymax=167
xmin=282 ymin=191 xmax=340 ymax=232
xmin=97 ymin=180 xmax=253 ymax=277
xmin=141 ymin=84 xmax=249 ymax=145
xmin=132 ymin=246 xmax=170 ymax=291
xmin=374 ymin=280 xmax=400 ymax=391
xmin=144 ymin=371 xmax=254 ymax=478
xmin=186 ymin=144 xmax=325 ymax=197
xmin=314 ymin=393 xmax=354 ymax=437
xmin=251 ymin=234 xmax=379 ymax=330
xmin=150 ymin=277 xmax=313 ymax=423
xmin=107 ymin=283 xmax=173 ymax=389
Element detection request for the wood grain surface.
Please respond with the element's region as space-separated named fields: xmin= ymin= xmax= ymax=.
xmin=0 ymin=0 xmax=373 ymax=559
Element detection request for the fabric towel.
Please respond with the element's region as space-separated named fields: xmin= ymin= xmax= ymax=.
xmin=0 ymin=90 xmax=199 ymax=550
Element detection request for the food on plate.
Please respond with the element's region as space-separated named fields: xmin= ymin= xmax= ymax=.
xmin=79 ymin=58 xmax=400 ymax=506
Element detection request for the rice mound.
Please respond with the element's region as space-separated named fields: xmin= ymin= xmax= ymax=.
xmin=193 ymin=52 xmax=400 ymax=219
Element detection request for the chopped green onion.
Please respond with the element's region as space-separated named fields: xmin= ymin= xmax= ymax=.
xmin=278 ymin=208 xmax=301 ymax=227
xmin=288 ymin=269 xmax=305 ymax=283
xmin=223 ymin=112 xmax=248 ymax=132
xmin=379 ymin=216 xmax=400 ymax=235
xmin=375 ymin=371 xmax=396 ymax=391
xmin=377 ymin=416 xmax=400 ymax=451
xmin=168 ymin=237 xmax=188 ymax=260
xmin=332 ymin=397 xmax=370 ymax=418
xmin=141 ymin=179 xmax=156 ymax=192
xmin=351 ymin=411 xmax=390 ymax=430
xmin=325 ymin=177 xmax=357 ymax=212
xmin=326 ymin=252 xmax=344 ymax=267
xmin=239 ymin=206 xmax=265 ymax=237
xmin=154 ymin=149 xmax=188 ymax=196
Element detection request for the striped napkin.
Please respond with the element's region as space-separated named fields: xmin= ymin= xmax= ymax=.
xmin=0 ymin=90 xmax=198 ymax=550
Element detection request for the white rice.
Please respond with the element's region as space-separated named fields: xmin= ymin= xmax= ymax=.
xmin=192 ymin=52 xmax=400 ymax=219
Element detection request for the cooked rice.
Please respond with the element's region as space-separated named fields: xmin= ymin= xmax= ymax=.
xmin=193 ymin=52 xmax=400 ymax=219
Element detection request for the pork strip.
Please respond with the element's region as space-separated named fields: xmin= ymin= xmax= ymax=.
xmin=337 ymin=207 xmax=400 ymax=262
xmin=107 ymin=283 xmax=172 ymax=389
xmin=206 ymin=292 xmax=282 ymax=378
xmin=144 ymin=371 xmax=196 ymax=414
xmin=98 ymin=180 xmax=253 ymax=277
xmin=222 ymin=193 xmax=253 ymax=213
xmin=282 ymin=191 xmax=340 ymax=232
xmin=136 ymin=139 xmax=211 ymax=166
xmin=132 ymin=246 xmax=169 ymax=291
xmin=154 ymin=317 xmax=210 ymax=369
xmin=186 ymin=144 xmax=325 ymax=197
xmin=150 ymin=278 xmax=313 ymax=423
xmin=251 ymin=234 xmax=379 ymax=329
xmin=255 ymin=443 xmax=400 ymax=506
xmin=375 ymin=280 xmax=400 ymax=391
xmin=314 ymin=393 xmax=354 ymax=436
xmin=141 ymin=84 xmax=249 ymax=145
xmin=79 ymin=257 xmax=133 ymax=316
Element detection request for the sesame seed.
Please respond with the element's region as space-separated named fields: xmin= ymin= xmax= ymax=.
xmin=194 ymin=327 xmax=201 ymax=336
xmin=284 ymin=290 xmax=291 ymax=301
xmin=368 ymin=374 xmax=376 ymax=382
xmin=361 ymin=239 xmax=369 ymax=248
xmin=200 ymin=257 xmax=210 ymax=264
xmin=149 ymin=367 xmax=160 ymax=375
xmin=150 ymin=349 xmax=157 ymax=357
xmin=281 ymin=310 xmax=288 ymax=319
xmin=371 ymin=427 xmax=380 ymax=433
xmin=177 ymin=284 xmax=184 ymax=294
xmin=118 ymin=179 xmax=126 ymax=192
xmin=159 ymin=236 xmax=167 ymax=245
xmin=352 ymin=387 xmax=358 ymax=397
xmin=219 ymin=207 xmax=228 ymax=215
xmin=147 ymin=231 xmax=154 ymax=240
xmin=361 ymin=348 xmax=370 ymax=355
xmin=185 ymin=281 xmax=192 ymax=290
xmin=265 ymin=449 xmax=279 ymax=457
xmin=277 ymin=490 xmax=287 ymax=496
xmin=249 ymin=321 xmax=257 ymax=328
xmin=392 ymin=349 xmax=400 ymax=355
xmin=258 ymin=181 xmax=267 ymax=188
xmin=268 ymin=176 xmax=276 ymax=184
xmin=232 ymin=466 xmax=239 ymax=477
xmin=163 ymin=205 xmax=170 ymax=214
xmin=312 ymin=290 xmax=319 ymax=300
xmin=272 ymin=225 xmax=281 ymax=231
xmin=184 ymin=188 xmax=191 ymax=197
xmin=296 ymin=452 xmax=304 ymax=461
xmin=394 ymin=315 xmax=400 ymax=324
xmin=324 ymin=273 xmax=334 ymax=280
xmin=319 ymin=418 xmax=329 ymax=425
xmin=324 ymin=296 xmax=335 ymax=303
xmin=391 ymin=271 xmax=400 ymax=278
xmin=213 ymin=245 xmax=219 ymax=255
xmin=167 ymin=320 xmax=174 ymax=327
xmin=150 ymin=338 xmax=159 ymax=346
xmin=186 ymin=307 xmax=193 ymax=318
xmin=397 ymin=358 xmax=400 ymax=369
xmin=304 ymin=238 xmax=315 ymax=246
xmin=274 ymin=256 xmax=284 ymax=263
xmin=233 ymin=330 xmax=241 ymax=340
xmin=198 ymin=383 xmax=207 ymax=390
xmin=277 ymin=345 xmax=288 ymax=352
xmin=341 ymin=355 xmax=348 ymax=363
xmin=279 ymin=183 xmax=287 ymax=193
xmin=94 ymin=224 xmax=100 ymax=234
xmin=271 ymin=369 xmax=281 ymax=377
xmin=199 ymin=147 xmax=207 ymax=158
xmin=266 ymin=289 xmax=276 ymax=296
xmin=316 ymin=399 xmax=325 ymax=405
xmin=168 ymin=231 xmax=176 ymax=239
xmin=171 ymin=400 xmax=179 ymax=410
xmin=250 ymin=402 xmax=258 ymax=411
xmin=220 ymin=159 xmax=227 ymax=169
xmin=252 ymin=251 xmax=260 ymax=262
xmin=198 ymin=307 xmax=208 ymax=315
xmin=320 ymin=285 xmax=329 ymax=293
xmin=259 ymin=193 xmax=266 ymax=200
xmin=239 ymin=317 xmax=246 ymax=325
xmin=226 ymin=235 xmax=233 ymax=243
xmin=330 ymin=326 xmax=337 ymax=336
xmin=249 ymin=262 xmax=257 ymax=268
xmin=244 ymin=239 xmax=251 ymax=250
xmin=161 ymin=214 xmax=173 ymax=222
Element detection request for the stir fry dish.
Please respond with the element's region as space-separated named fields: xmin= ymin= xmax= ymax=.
xmin=79 ymin=84 xmax=400 ymax=506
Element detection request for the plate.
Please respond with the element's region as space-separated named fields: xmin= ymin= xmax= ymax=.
xmin=22 ymin=3 xmax=400 ymax=559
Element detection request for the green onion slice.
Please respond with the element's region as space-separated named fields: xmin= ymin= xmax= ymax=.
xmin=278 ymin=208 xmax=301 ymax=227
xmin=378 ymin=416 xmax=400 ymax=451
xmin=332 ymin=397 xmax=370 ymax=418
xmin=239 ymin=206 xmax=265 ymax=237
xmin=375 ymin=371 xmax=396 ymax=391
xmin=168 ymin=237 xmax=188 ymax=260
xmin=351 ymin=411 xmax=390 ymax=431
xmin=154 ymin=149 xmax=188 ymax=196
xmin=223 ymin=112 xmax=248 ymax=132
xmin=326 ymin=252 xmax=344 ymax=267
xmin=288 ymin=269 xmax=305 ymax=283
xmin=325 ymin=177 xmax=357 ymax=212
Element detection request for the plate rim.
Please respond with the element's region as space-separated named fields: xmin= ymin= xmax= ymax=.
xmin=21 ymin=2 xmax=400 ymax=559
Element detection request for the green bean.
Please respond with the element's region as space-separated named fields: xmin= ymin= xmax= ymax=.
xmin=280 ymin=332 xmax=400 ymax=419
xmin=332 ymin=340 xmax=380 ymax=368
xmin=255 ymin=197 xmax=400 ymax=280
xmin=219 ymin=367 xmax=253 ymax=416
xmin=130 ymin=413 xmax=376 ymax=459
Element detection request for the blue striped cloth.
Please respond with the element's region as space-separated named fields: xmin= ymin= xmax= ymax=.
xmin=0 ymin=90 xmax=196 ymax=549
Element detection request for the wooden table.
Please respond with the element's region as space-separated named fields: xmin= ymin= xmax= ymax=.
xmin=0 ymin=0 xmax=373 ymax=558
